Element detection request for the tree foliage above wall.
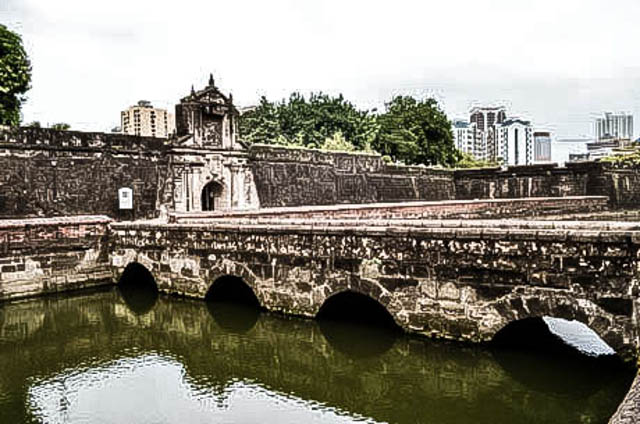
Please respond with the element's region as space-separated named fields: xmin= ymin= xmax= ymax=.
xmin=239 ymin=92 xmax=378 ymax=151
xmin=0 ymin=24 xmax=31 ymax=127
xmin=372 ymin=96 xmax=460 ymax=167
xmin=239 ymin=92 xmax=465 ymax=168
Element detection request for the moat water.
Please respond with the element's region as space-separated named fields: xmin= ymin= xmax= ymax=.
xmin=0 ymin=287 xmax=634 ymax=424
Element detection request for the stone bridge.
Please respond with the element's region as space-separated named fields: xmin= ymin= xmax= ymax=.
xmin=111 ymin=215 xmax=640 ymax=361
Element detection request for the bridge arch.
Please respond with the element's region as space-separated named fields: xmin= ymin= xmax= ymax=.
xmin=117 ymin=262 xmax=159 ymax=315
xmin=485 ymin=295 xmax=627 ymax=358
xmin=118 ymin=262 xmax=157 ymax=289
xmin=205 ymin=275 xmax=261 ymax=307
xmin=316 ymin=289 xmax=400 ymax=330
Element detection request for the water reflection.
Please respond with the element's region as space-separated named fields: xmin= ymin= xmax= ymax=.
xmin=318 ymin=320 xmax=398 ymax=359
xmin=118 ymin=284 xmax=159 ymax=315
xmin=206 ymin=302 xmax=260 ymax=334
xmin=29 ymin=355 xmax=371 ymax=424
xmin=0 ymin=288 xmax=634 ymax=424
xmin=491 ymin=347 xmax=629 ymax=398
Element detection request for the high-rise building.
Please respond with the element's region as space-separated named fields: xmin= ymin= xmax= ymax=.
xmin=533 ymin=131 xmax=552 ymax=163
xmin=121 ymin=101 xmax=176 ymax=138
xmin=469 ymin=106 xmax=506 ymax=161
xmin=497 ymin=118 xmax=533 ymax=166
xmin=452 ymin=120 xmax=484 ymax=158
xmin=595 ymin=112 xmax=634 ymax=141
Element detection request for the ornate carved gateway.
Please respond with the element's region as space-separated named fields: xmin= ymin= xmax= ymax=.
xmin=169 ymin=75 xmax=259 ymax=213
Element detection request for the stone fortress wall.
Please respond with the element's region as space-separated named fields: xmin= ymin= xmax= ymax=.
xmin=249 ymin=144 xmax=636 ymax=209
xmin=0 ymin=127 xmax=171 ymax=220
xmin=1 ymin=127 xmax=640 ymax=219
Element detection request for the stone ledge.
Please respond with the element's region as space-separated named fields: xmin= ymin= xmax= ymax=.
xmin=0 ymin=215 xmax=112 ymax=229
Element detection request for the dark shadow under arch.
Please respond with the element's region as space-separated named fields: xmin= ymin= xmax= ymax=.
xmin=491 ymin=318 xmax=630 ymax=397
xmin=316 ymin=290 xmax=400 ymax=358
xmin=117 ymin=262 xmax=158 ymax=315
xmin=205 ymin=275 xmax=260 ymax=333
xmin=491 ymin=317 xmax=618 ymax=359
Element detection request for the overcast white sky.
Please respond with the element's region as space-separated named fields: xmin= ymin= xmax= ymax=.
xmin=2 ymin=0 xmax=640 ymax=138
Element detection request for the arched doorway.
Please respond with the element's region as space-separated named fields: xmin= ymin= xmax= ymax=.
xmin=201 ymin=180 xmax=223 ymax=211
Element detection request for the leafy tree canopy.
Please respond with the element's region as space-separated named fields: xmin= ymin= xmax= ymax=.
xmin=51 ymin=123 xmax=71 ymax=131
xmin=455 ymin=151 xmax=501 ymax=168
xmin=239 ymin=92 xmax=378 ymax=151
xmin=373 ymin=96 xmax=460 ymax=167
xmin=240 ymin=92 xmax=493 ymax=168
xmin=0 ymin=24 xmax=31 ymax=126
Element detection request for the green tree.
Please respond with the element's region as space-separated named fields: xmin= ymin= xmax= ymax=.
xmin=319 ymin=131 xmax=355 ymax=152
xmin=455 ymin=151 xmax=501 ymax=168
xmin=51 ymin=123 xmax=71 ymax=131
xmin=373 ymin=96 xmax=460 ymax=167
xmin=0 ymin=24 xmax=31 ymax=126
xmin=239 ymin=92 xmax=378 ymax=150
xmin=24 ymin=121 xmax=41 ymax=128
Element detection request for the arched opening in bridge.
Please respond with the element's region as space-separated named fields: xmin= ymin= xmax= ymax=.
xmin=117 ymin=262 xmax=159 ymax=315
xmin=490 ymin=317 xmax=629 ymax=396
xmin=201 ymin=180 xmax=223 ymax=211
xmin=205 ymin=275 xmax=260 ymax=333
xmin=316 ymin=291 xmax=400 ymax=358
xmin=492 ymin=317 xmax=617 ymax=358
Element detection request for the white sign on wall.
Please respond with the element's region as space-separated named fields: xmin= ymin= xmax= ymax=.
xmin=118 ymin=187 xmax=133 ymax=210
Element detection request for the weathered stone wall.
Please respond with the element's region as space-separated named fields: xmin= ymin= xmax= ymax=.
xmin=453 ymin=163 xmax=594 ymax=200
xmin=0 ymin=127 xmax=171 ymax=219
xmin=0 ymin=216 xmax=113 ymax=301
xmin=110 ymin=220 xmax=640 ymax=361
xmin=248 ymin=144 xmax=456 ymax=207
xmin=604 ymin=165 xmax=640 ymax=208
xmin=248 ymin=145 xmax=637 ymax=208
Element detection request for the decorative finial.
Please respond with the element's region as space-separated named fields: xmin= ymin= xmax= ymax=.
xmin=191 ymin=85 xmax=195 ymax=96
xmin=208 ymin=73 xmax=215 ymax=87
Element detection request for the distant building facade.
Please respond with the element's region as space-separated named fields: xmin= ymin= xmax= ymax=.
xmin=121 ymin=101 xmax=176 ymax=138
xmin=452 ymin=120 xmax=483 ymax=158
xmin=470 ymin=106 xmax=506 ymax=161
xmin=595 ymin=112 xmax=634 ymax=141
xmin=497 ymin=118 xmax=533 ymax=166
xmin=533 ymin=131 xmax=552 ymax=163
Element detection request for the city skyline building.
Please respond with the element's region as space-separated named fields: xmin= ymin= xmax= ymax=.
xmin=469 ymin=106 xmax=506 ymax=161
xmin=533 ymin=131 xmax=552 ymax=163
xmin=452 ymin=119 xmax=484 ymax=159
xmin=595 ymin=112 xmax=634 ymax=141
xmin=121 ymin=100 xmax=176 ymax=138
xmin=497 ymin=118 xmax=533 ymax=166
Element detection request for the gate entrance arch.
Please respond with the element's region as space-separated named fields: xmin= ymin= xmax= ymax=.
xmin=201 ymin=180 xmax=223 ymax=211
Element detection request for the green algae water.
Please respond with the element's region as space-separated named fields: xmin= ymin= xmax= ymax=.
xmin=0 ymin=288 xmax=633 ymax=424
